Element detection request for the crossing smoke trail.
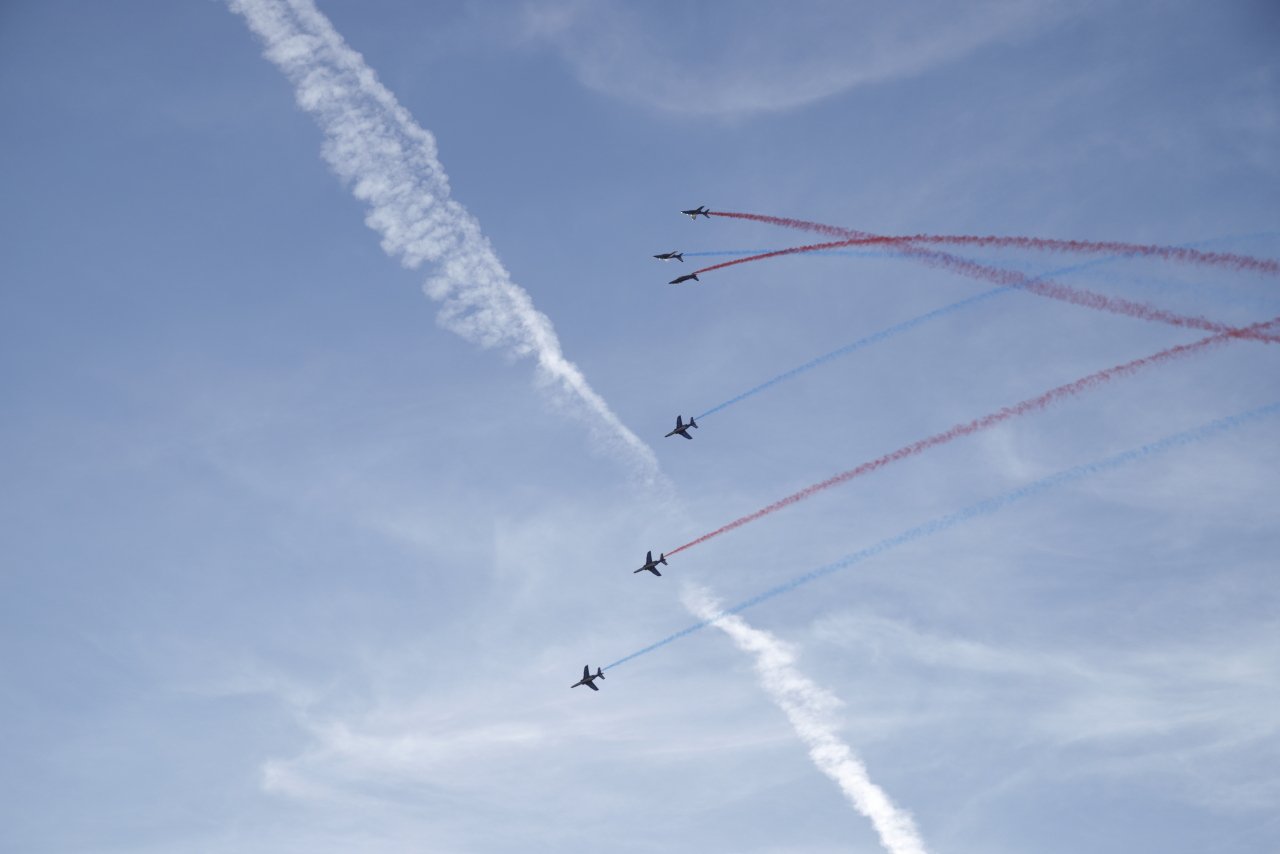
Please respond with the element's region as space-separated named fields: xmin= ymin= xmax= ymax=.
xmin=605 ymin=400 xmax=1280 ymax=670
xmin=690 ymin=239 xmax=1280 ymax=344
xmin=686 ymin=249 xmax=929 ymax=259
xmin=694 ymin=246 xmax=1197 ymax=420
xmin=683 ymin=585 xmax=929 ymax=854
xmin=710 ymin=211 xmax=1280 ymax=276
xmin=696 ymin=288 xmax=1006 ymax=420
xmin=226 ymin=0 xmax=660 ymax=482
xmin=665 ymin=317 xmax=1279 ymax=557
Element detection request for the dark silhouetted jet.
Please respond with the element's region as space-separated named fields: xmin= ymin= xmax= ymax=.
xmin=653 ymin=251 xmax=684 ymax=262
xmin=571 ymin=665 xmax=606 ymax=691
xmin=665 ymin=415 xmax=697 ymax=440
xmin=634 ymin=550 xmax=668 ymax=576
xmin=669 ymin=273 xmax=699 ymax=285
xmin=681 ymin=206 xmax=710 ymax=220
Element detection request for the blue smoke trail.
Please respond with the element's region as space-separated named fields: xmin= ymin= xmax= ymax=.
xmin=605 ymin=401 xmax=1280 ymax=670
xmin=696 ymin=287 xmax=1007 ymax=419
xmin=692 ymin=236 xmax=1277 ymax=421
xmin=695 ymin=255 xmax=1133 ymax=421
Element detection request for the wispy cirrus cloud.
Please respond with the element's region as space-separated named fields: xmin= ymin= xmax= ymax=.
xmin=513 ymin=0 xmax=1085 ymax=115
xmin=814 ymin=611 xmax=1280 ymax=810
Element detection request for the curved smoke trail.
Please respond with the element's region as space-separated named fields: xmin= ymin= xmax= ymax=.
xmin=689 ymin=237 xmax=1280 ymax=344
xmin=710 ymin=211 xmax=1280 ymax=276
xmin=605 ymin=400 xmax=1280 ymax=670
xmin=665 ymin=317 xmax=1279 ymax=557
xmin=691 ymin=248 xmax=901 ymax=258
xmin=692 ymin=245 xmax=1218 ymax=420
xmin=227 ymin=0 xmax=661 ymax=482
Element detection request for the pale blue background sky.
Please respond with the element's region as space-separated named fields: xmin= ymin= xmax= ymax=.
xmin=1 ymin=1 xmax=1279 ymax=852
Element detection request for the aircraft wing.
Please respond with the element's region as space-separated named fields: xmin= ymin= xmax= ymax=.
xmin=651 ymin=567 xmax=662 ymax=576
xmin=586 ymin=681 xmax=599 ymax=691
xmin=681 ymin=431 xmax=692 ymax=439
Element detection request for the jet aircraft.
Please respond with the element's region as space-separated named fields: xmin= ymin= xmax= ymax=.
xmin=653 ymin=251 xmax=684 ymax=262
xmin=571 ymin=665 xmax=606 ymax=691
xmin=669 ymin=273 xmax=699 ymax=285
xmin=665 ymin=415 xmax=698 ymax=440
xmin=681 ymin=206 xmax=711 ymax=220
xmin=634 ymin=550 xmax=668 ymax=576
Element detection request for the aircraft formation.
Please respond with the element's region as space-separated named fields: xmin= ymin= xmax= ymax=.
xmin=572 ymin=205 xmax=1280 ymax=691
xmin=573 ymin=208 xmax=724 ymax=689
xmin=572 ymin=208 xmax=708 ymax=689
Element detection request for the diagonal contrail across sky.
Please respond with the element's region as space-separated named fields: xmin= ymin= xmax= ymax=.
xmin=684 ymin=585 xmax=930 ymax=854
xmin=227 ymin=0 xmax=661 ymax=483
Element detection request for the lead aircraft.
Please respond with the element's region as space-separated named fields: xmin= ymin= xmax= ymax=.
xmin=634 ymin=550 xmax=668 ymax=576
xmin=681 ymin=206 xmax=710 ymax=219
xmin=653 ymin=251 xmax=684 ymax=262
xmin=669 ymin=273 xmax=699 ymax=284
xmin=571 ymin=666 xmax=606 ymax=691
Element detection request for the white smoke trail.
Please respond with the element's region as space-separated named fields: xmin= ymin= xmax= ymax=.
xmin=683 ymin=585 xmax=928 ymax=854
xmin=226 ymin=0 xmax=661 ymax=482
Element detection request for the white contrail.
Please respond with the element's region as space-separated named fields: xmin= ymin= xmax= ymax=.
xmin=226 ymin=0 xmax=661 ymax=482
xmin=683 ymin=585 xmax=928 ymax=854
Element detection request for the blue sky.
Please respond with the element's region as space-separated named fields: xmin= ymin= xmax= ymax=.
xmin=1 ymin=1 xmax=1278 ymax=852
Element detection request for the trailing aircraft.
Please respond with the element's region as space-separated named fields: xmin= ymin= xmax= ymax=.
xmin=653 ymin=251 xmax=684 ymax=262
xmin=633 ymin=550 xmax=668 ymax=577
xmin=681 ymin=206 xmax=711 ymax=220
xmin=669 ymin=273 xmax=699 ymax=284
xmin=665 ymin=415 xmax=698 ymax=440
xmin=571 ymin=665 xmax=606 ymax=691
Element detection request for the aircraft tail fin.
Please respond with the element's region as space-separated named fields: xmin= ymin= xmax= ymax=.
xmin=659 ymin=553 xmax=667 ymax=565
xmin=691 ymin=273 xmax=699 ymax=281
xmin=596 ymin=668 xmax=605 ymax=680
xmin=689 ymin=417 xmax=698 ymax=429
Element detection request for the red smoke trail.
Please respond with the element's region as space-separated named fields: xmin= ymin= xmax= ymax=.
xmin=692 ymin=241 xmax=850 ymax=275
xmin=691 ymin=238 xmax=1280 ymax=344
xmin=663 ymin=317 xmax=1279 ymax=558
xmin=710 ymin=211 xmax=1280 ymax=276
xmin=708 ymin=212 xmax=871 ymax=240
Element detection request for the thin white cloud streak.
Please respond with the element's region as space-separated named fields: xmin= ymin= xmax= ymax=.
xmin=226 ymin=0 xmax=661 ymax=482
xmin=515 ymin=0 xmax=1081 ymax=115
xmin=683 ymin=584 xmax=928 ymax=854
xmin=815 ymin=610 xmax=1280 ymax=742
xmin=811 ymin=611 xmax=1280 ymax=811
